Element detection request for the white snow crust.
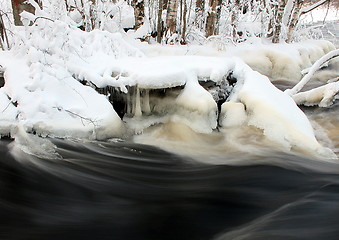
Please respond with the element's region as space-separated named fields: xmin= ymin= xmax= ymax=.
xmin=221 ymin=68 xmax=335 ymax=158
xmin=0 ymin=16 xmax=337 ymax=159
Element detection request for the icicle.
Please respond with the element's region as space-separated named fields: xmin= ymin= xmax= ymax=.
xmin=135 ymin=86 xmax=142 ymax=117
xmin=126 ymin=88 xmax=132 ymax=116
xmin=142 ymin=89 xmax=151 ymax=114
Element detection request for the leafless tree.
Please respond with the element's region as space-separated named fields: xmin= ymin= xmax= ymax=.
xmin=132 ymin=0 xmax=145 ymax=29
xmin=165 ymin=0 xmax=179 ymax=38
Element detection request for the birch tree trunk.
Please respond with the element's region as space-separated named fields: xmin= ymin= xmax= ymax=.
xmin=89 ymin=0 xmax=96 ymax=30
xmin=195 ymin=0 xmax=205 ymax=29
xmin=165 ymin=0 xmax=179 ymax=37
xmin=286 ymin=0 xmax=330 ymax=42
xmin=214 ymin=0 xmax=222 ymax=35
xmin=271 ymin=0 xmax=287 ymax=43
xmin=230 ymin=0 xmax=240 ymax=41
xmin=0 ymin=14 xmax=6 ymax=50
xmin=286 ymin=0 xmax=303 ymax=42
xmin=266 ymin=1 xmax=277 ymax=39
xmin=132 ymin=0 xmax=145 ymax=29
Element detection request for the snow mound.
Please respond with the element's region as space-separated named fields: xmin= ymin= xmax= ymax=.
xmin=220 ymin=66 xmax=336 ymax=159
xmin=0 ymin=17 xmax=336 ymax=158
xmin=137 ymin=39 xmax=336 ymax=82
xmin=227 ymin=40 xmax=336 ymax=81
xmin=0 ymin=19 xmax=142 ymax=139
xmin=174 ymin=75 xmax=218 ymax=133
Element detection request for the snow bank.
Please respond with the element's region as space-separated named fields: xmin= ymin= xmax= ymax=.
xmin=174 ymin=75 xmax=218 ymax=133
xmin=0 ymin=19 xmax=142 ymax=139
xmin=0 ymin=53 xmax=125 ymax=140
xmin=225 ymin=40 xmax=336 ymax=81
xmin=97 ymin=52 xmax=335 ymax=158
xmin=118 ymin=56 xmax=234 ymax=134
xmin=137 ymin=39 xmax=336 ymax=82
xmin=220 ymin=64 xmax=336 ymax=159
xmin=105 ymin=56 xmax=234 ymax=89
xmin=0 ymin=14 xmax=336 ymax=158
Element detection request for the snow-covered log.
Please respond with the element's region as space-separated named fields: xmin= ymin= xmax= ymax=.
xmin=285 ymin=49 xmax=339 ymax=96
xmin=292 ymin=82 xmax=339 ymax=107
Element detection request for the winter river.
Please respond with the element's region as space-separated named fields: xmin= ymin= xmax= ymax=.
xmin=0 ymin=97 xmax=338 ymax=240
xmin=1 ymin=1 xmax=338 ymax=239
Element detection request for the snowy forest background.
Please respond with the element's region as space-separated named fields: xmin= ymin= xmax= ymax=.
xmin=1 ymin=0 xmax=339 ymax=49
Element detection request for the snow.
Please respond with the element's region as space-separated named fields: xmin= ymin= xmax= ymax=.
xmin=219 ymin=102 xmax=247 ymax=128
xmin=225 ymin=40 xmax=336 ymax=82
xmin=0 ymin=53 xmax=125 ymax=140
xmin=286 ymin=49 xmax=339 ymax=95
xmin=135 ymin=39 xmax=335 ymax=82
xmin=224 ymin=68 xmax=335 ymax=158
xmin=0 ymin=19 xmax=138 ymax=140
xmin=174 ymin=74 xmax=218 ymax=133
xmin=302 ymin=6 xmax=339 ymax=23
xmin=0 ymin=13 xmax=337 ymax=159
xmin=292 ymin=82 xmax=339 ymax=107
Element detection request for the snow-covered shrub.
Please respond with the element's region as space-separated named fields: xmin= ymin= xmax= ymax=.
xmin=0 ymin=17 xmax=143 ymax=139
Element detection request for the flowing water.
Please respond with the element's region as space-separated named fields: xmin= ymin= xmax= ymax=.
xmin=0 ymin=89 xmax=339 ymax=239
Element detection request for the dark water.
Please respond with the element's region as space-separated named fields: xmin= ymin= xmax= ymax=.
xmin=1 ymin=139 xmax=339 ymax=240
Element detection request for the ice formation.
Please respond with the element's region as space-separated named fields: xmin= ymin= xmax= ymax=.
xmin=0 ymin=17 xmax=337 ymax=159
xmin=220 ymin=66 xmax=335 ymax=158
xmin=0 ymin=20 xmax=137 ymax=140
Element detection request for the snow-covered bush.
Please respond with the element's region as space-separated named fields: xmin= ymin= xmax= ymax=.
xmin=0 ymin=17 xmax=142 ymax=139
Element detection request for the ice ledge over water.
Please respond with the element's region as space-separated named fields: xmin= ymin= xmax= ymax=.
xmin=0 ymin=51 xmax=336 ymax=159
xmin=0 ymin=20 xmax=336 ymax=159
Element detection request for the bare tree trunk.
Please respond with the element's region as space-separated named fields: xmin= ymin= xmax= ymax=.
xmin=271 ymin=0 xmax=287 ymax=43
xmin=205 ymin=0 xmax=217 ymax=37
xmin=64 ymin=0 xmax=69 ymax=11
xmin=89 ymin=0 xmax=96 ymax=30
xmin=181 ymin=0 xmax=187 ymax=43
xmin=163 ymin=0 xmax=169 ymax=10
xmin=165 ymin=0 xmax=178 ymax=36
xmin=11 ymin=0 xmax=42 ymax=26
xmin=266 ymin=1 xmax=277 ymax=39
xmin=214 ymin=0 xmax=222 ymax=35
xmin=282 ymin=0 xmax=295 ymax=26
xmin=195 ymin=0 xmax=205 ymax=29
xmin=230 ymin=0 xmax=240 ymax=40
xmin=132 ymin=0 xmax=145 ymax=29
xmin=157 ymin=0 xmax=163 ymax=43
xmin=286 ymin=0 xmax=330 ymax=42
xmin=180 ymin=0 xmax=183 ymax=25
xmin=0 ymin=13 xmax=6 ymax=50
xmin=286 ymin=0 xmax=303 ymax=42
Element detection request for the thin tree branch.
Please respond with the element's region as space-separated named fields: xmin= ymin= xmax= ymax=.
xmin=300 ymin=0 xmax=330 ymax=15
xmin=32 ymin=16 xmax=55 ymax=24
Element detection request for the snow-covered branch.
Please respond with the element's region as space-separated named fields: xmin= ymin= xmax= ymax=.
xmin=285 ymin=49 xmax=339 ymax=96
xmin=292 ymin=81 xmax=339 ymax=107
